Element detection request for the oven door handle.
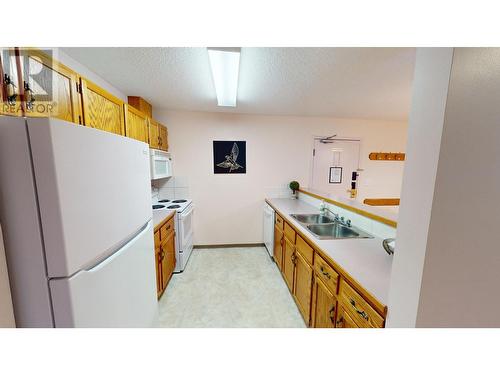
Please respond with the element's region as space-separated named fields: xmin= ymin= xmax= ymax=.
xmin=180 ymin=204 xmax=194 ymax=219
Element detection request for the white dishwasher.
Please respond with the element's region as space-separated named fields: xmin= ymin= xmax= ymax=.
xmin=263 ymin=203 xmax=275 ymax=257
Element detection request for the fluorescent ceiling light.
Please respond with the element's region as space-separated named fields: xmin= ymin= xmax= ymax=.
xmin=207 ymin=47 xmax=241 ymax=107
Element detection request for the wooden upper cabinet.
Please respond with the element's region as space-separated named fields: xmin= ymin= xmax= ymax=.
xmin=127 ymin=96 xmax=152 ymax=118
xmin=293 ymin=251 xmax=313 ymax=325
xmin=125 ymin=104 xmax=149 ymax=143
xmin=311 ymin=276 xmax=337 ymax=328
xmin=80 ymin=77 xmax=125 ymax=136
xmin=19 ymin=49 xmax=80 ymax=123
xmin=0 ymin=47 xmax=23 ymax=117
xmin=159 ymin=124 xmax=168 ymax=151
xmin=148 ymin=118 xmax=168 ymax=151
xmin=148 ymin=119 xmax=160 ymax=149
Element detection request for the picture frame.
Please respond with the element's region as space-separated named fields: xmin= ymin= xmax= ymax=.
xmin=329 ymin=166 xmax=342 ymax=184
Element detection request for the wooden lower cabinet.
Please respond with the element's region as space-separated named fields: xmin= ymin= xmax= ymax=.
xmin=311 ymin=276 xmax=337 ymax=328
xmin=273 ymin=225 xmax=283 ymax=271
xmin=336 ymin=305 xmax=359 ymax=328
xmin=154 ymin=217 xmax=176 ymax=298
xmin=293 ymin=251 xmax=313 ymax=324
xmin=268 ymin=207 xmax=388 ymax=328
xmin=160 ymin=231 xmax=176 ymax=290
xmin=283 ymin=237 xmax=295 ymax=292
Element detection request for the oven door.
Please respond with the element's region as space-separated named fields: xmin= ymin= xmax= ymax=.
xmin=178 ymin=204 xmax=194 ymax=248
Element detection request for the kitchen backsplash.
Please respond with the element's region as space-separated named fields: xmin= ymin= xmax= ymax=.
xmin=152 ymin=176 xmax=190 ymax=200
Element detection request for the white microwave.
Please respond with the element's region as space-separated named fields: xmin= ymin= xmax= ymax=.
xmin=150 ymin=149 xmax=172 ymax=180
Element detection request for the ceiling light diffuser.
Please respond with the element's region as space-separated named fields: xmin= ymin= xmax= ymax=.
xmin=207 ymin=47 xmax=241 ymax=107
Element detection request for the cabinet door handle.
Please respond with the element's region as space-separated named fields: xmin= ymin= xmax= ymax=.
xmin=329 ymin=305 xmax=335 ymax=324
xmin=350 ymin=298 xmax=369 ymax=321
xmin=291 ymin=253 xmax=296 ymax=264
xmin=320 ymin=266 xmax=331 ymax=279
xmin=336 ymin=316 xmax=344 ymax=327
xmin=4 ymin=74 xmax=17 ymax=105
xmin=23 ymin=81 xmax=35 ymax=111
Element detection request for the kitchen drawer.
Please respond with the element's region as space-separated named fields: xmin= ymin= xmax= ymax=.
xmin=284 ymin=222 xmax=296 ymax=243
xmin=338 ymin=279 xmax=384 ymax=328
xmin=160 ymin=217 xmax=175 ymax=241
xmin=275 ymin=214 xmax=284 ymax=230
xmin=314 ymin=253 xmax=339 ymax=294
xmin=295 ymin=235 xmax=313 ymax=265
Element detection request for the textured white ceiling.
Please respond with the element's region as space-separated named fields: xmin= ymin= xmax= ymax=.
xmin=62 ymin=47 xmax=415 ymax=120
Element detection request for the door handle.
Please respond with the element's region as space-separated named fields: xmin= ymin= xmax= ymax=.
xmin=329 ymin=305 xmax=335 ymax=324
xmin=4 ymin=74 xmax=17 ymax=105
xmin=23 ymin=81 xmax=35 ymax=111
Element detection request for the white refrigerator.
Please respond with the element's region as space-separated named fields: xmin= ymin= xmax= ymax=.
xmin=0 ymin=117 xmax=159 ymax=327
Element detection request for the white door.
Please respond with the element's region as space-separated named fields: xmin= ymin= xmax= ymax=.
xmin=310 ymin=139 xmax=360 ymax=198
xmin=27 ymin=118 xmax=152 ymax=278
xmin=49 ymin=221 xmax=158 ymax=327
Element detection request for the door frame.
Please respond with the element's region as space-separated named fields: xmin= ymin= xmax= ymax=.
xmin=308 ymin=135 xmax=362 ymax=194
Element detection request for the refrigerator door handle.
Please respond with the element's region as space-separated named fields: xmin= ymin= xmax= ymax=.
xmin=84 ymin=221 xmax=151 ymax=273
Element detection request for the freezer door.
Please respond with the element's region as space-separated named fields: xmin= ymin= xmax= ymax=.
xmin=27 ymin=118 xmax=152 ymax=278
xmin=50 ymin=221 xmax=158 ymax=327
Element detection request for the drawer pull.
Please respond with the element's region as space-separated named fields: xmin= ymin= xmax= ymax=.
xmin=350 ymin=298 xmax=369 ymax=321
xmin=320 ymin=266 xmax=331 ymax=279
xmin=329 ymin=305 xmax=335 ymax=323
xmin=166 ymin=225 xmax=171 ymax=230
xmin=291 ymin=253 xmax=297 ymax=264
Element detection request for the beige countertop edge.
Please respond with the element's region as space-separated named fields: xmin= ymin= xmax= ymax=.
xmin=266 ymin=197 xmax=393 ymax=314
xmin=153 ymin=210 xmax=176 ymax=232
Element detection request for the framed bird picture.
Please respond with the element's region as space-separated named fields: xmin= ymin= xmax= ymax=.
xmin=213 ymin=141 xmax=246 ymax=174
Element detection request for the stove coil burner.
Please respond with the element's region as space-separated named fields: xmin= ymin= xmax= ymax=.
xmin=158 ymin=199 xmax=171 ymax=203
xmin=152 ymin=204 xmax=165 ymax=209
xmin=167 ymin=205 xmax=181 ymax=209
xmin=172 ymin=199 xmax=187 ymax=203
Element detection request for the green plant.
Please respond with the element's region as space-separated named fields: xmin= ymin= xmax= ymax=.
xmin=289 ymin=180 xmax=300 ymax=193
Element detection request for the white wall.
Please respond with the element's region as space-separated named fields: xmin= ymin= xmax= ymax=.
xmin=154 ymin=110 xmax=407 ymax=245
xmin=54 ymin=48 xmax=127 ymax=101
xmin=389 ymin=47 xmax=500 ymax=328
xmin=386 ymin=48 xmax=453 ymax=327
xmin=416 ymin=48 xmax=500 ymax=327
xmin=0 ymin=225 xmax=15 ymax=327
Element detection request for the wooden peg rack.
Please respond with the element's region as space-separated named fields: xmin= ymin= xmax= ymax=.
xmin=369 ymin=152 xmax=405 ymax=161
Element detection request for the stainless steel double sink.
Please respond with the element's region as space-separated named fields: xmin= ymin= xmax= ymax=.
xmin=290 ymin=214 xmax=373 ymax=240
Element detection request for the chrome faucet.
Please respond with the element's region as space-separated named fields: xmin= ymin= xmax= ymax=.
xmin=320 ymin=206 xmax=339 ymax=221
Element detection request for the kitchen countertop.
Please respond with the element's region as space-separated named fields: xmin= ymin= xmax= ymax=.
xmin=153 ymin=209 xmax=176 ymax=231
xmin=266 ymin=198 xmax=394 ymax=308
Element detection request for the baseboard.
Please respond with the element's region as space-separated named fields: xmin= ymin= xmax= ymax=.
xmin=194 ymin=243 xmax=265 ymax=249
